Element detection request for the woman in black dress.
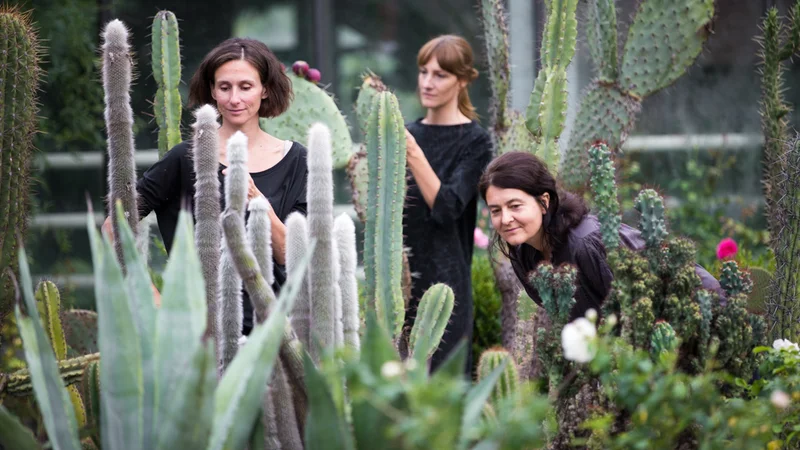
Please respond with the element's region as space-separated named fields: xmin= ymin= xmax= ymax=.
xmin=403 ymin=35 xmax=493 ymax=374
xmin=478 ymin=151 xmax=725 ymax=321
xmin=104 ymin=38 xmax=308 ymax=335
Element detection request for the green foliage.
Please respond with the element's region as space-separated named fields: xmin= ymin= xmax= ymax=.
xmin=471 ymin=251 xmax=503 ymax=371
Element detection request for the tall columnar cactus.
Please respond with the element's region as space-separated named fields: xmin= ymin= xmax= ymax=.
xmin=191 ymin=105 xmax=221 ymax=353
xmin=477 ymin=347 xmax=519 ymax=410
xmin=151 ymin=10 xmax=182 ymax=157
xmin=260 ymin=70 xmax=353 ymax=170
xmin=0 ymin=7 xmax=41 ymax=320
xmin=286 ymin=212 xmax=311 ymax=349
xmin=363 ymin=91 xmax=407 ymax=340
xmin=758 ymin=3 xmax=800 ymax=342
xmin=588 ymin=143 xmax=621 ymax=251
xmin=306 ymin=123 xmax=338 ymax=360
xmin=334 ymin=213 xmax=361 ymax=351
xmin=218 ymin=132 xmax=248 ymax=369
xmin=561 ymin=0 xmax=714 ymax=191
xmin=102 ymin=20 xmax=140 ymax=267
xmin=767 ymin=135 xmax=800 ymax=342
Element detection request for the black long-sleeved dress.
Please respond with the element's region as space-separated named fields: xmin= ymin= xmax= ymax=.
xmin=403 ymin=119 xmax=493 ymax=374
xmin=136 ymin=140 xmax=308 ymax=334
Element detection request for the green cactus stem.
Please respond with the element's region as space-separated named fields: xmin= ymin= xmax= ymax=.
xmin=355 ymin=71 xmax=388 ymax=136
xmin=364 ymin=91 xmax=407 ymax=339
xmin=585 ymin=0 xmax=618 ymax=82
xmin=334 ymin=213 xmax=360 ymax=351
xmin=529 ymin=263 xmax=577 ymax=327
xmin=634 ymin=189 xmax=668 ymax=249
xmin=719 ymin=260 xmax=754 ymax=298
xmin=480 ymin=0 xmax=511 ymax=133
xmin=102 ymin=19 xmax=140 ymax=267
xmin=286 ymin=212 xmax=311 ymax=349
xmin=409 ymin=283 xmax=455 ymax=362
xmin=477 ymin=347 xmax=519 ymax=408
xmin=4 ymin=352 xmax=100 ymax=397
xmin=81 ymin=360 xmax=101 ymax=448
xmin=0 ymin=7 xmax=41 ymax=321
xmin=588 ymin=143 xmax=621 ymax=251
xmin=767 ymin=135 xmax=800 ymax=342
xmin=191 ymin=105 xmax=222 ymax=350
xmin=260 ymin=71 xmax=353 ymax=170
xmin=151 ymin=10 xmax=182 ymax=157
xmin=649 ymin=320 xmax=678 ymax=359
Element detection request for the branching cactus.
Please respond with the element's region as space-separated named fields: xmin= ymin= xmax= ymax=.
xmin=0 ymin=7 xmax=41 ymax=321
xmin=561 ymin=0 xmax=714 ymax=191
xmin=260 ymin=69 xmax=353 ymax=170
xmin=649 ymin=320 xmax=678 ymax=359
xmin=409 ymin=283 xmax=454 ymax=362
xmin=720 ymin=260 xmax=754 ymax=298
xmin=151 ymin=10 xmax=182 ymax=157
xmin=634 ymin=189 xmax=668 ymax=249
xmin=102 ymin=19 xmax=139 ymax=267
xmin=477 ymin=347 xmax=519 ymax=410
xmin=191 ymin=105 xmax=221 ymax=351
xmin=587 ymin=143 xmax=621 ymax=251
xmin=363 ymin=90 xmax=407 ymax=340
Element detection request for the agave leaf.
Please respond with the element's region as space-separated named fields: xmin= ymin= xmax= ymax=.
xmin=303 ymin=352 xmax=356 ymax=450
xmin=153 ymin=210 xmax=207 ymax=431
xmin=88 ymin=212 xmax=143 ymax=450
xmin=457 ymin=358 xmax=508 ymax=450
xmin=0 ymin=403 xmax=40 ymax=450
xmin=15 ymin=246 xmax=81 ymax=450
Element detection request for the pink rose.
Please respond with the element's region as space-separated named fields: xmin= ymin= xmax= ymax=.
xmin=716 ymin=237 xmax=738 ymax=260
xmin=474 ymin=227 xmax=490 ymax=249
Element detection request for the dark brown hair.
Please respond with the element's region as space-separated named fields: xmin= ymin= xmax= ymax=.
xmin=478 ymin=151 xmax=588 ymax=259
xmin=188 ymin=38 xmax=292 ymax=118
xmin=417 ymin=35 xmax=479 ymax=120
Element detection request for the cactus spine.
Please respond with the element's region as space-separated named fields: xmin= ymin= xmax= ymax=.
xmin=191 ymin=105 xmax=222 ymax=354
xmin=335 ymin=213 xmax=361 ymax=351
xmin=286 ymin=212 xmax=311 ymax=349
xmin=561 ymin=0 xmax=714 ymax=191
xmin=102 ymin=19 xmax=140 ymax=267
xmin=151 ymin=10 xmax=182 ymax=157
xmin=364 ymin=91 xmax=407 ymax=339
xmin=759 ymin=3 xmax=800 ymax=342
xmin=0 ymin=7 xmax=41 ymax=320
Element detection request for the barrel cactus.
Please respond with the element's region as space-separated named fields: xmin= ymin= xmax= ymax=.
xmin=0 ymin=6 xmax=42 ymax=321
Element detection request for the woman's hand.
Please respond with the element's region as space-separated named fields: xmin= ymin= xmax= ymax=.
xmin=222 ymin=169 xmax=263 ymax=202
xmin=405 ymin=129 xmax=422 ymax=161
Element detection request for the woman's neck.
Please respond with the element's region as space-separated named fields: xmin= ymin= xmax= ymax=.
xmin=218 ymin=119 xmax=263 ymax=142
xmin=423 ymin=100 xmax=470 ymax=125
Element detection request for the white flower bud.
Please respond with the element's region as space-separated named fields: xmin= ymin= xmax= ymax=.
xmin=381 ymin=360 xmax=403 ymax=379
xmin=771 ymin=390 xmax=791 ymax=409
xmin=561 ymin=318 xmax=597 ymax=363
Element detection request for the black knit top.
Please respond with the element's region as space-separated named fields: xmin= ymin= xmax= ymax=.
xmin=136 ymin=140 xmax=308 ymax=334
xmin=403 ymin=119 xmax=493 ymax=372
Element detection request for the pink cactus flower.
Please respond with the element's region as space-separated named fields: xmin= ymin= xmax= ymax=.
xmin=716 ymin=237 xmax=738 ymax=260
xmin=474 ymin=227 xmax=490 ymax=249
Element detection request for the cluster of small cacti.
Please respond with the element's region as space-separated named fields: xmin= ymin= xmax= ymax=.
xmin=759 ymin=3 xmax=800 ymax=344
xmin=0 ymin=6 xmax=42 ymax=321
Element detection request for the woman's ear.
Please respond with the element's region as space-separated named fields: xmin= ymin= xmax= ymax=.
xmin=540 ymin=193 xmax=550 ymax=212
xmin=262 ymin=88 xmax=268 ymax=99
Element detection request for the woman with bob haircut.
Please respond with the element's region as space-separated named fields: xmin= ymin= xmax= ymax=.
xmin=478 ymin=151 xmax=725 ymax=320
xmin=105 ymin=37 xmax=307 ymax=336
xmin=402 ymin=35 xmax=493 ymax=375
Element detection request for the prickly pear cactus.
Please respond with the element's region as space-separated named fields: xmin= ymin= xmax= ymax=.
xmin=0 ymin=7 xmax=42 ymax=320
xmin=561 ymin=0 xmax=714 ymax=191
xmin=151 ymin=10 xmax=182 ymax=157
xmin=260 ymin=68 xmax=353 ymax=170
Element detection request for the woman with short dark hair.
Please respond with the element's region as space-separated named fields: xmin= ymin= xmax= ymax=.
xmin=106 ymin=37 xmax=307 ymax=335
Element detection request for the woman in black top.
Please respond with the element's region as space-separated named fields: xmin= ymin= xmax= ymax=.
xmin=403 ymin=35 xmax=493 ymax=374
xmin=104 ymin=38 xmax=308 ymax=334
xmin=478 ymin=151 xmax=724 ymax=321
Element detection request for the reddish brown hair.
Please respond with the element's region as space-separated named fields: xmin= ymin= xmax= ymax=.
xmin=188 ymin=38 xmax=292 ymax=118
xmin=417 ymin=35 xmax=479 ymax=120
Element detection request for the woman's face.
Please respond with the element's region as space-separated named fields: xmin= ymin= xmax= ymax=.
xmin=417 ymin=56 xmax=465 ymax=110
xmin=485 ymin=186 xmax=549 ymax=249
xmin=211 ymin=59 xmax=266 ymax=128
